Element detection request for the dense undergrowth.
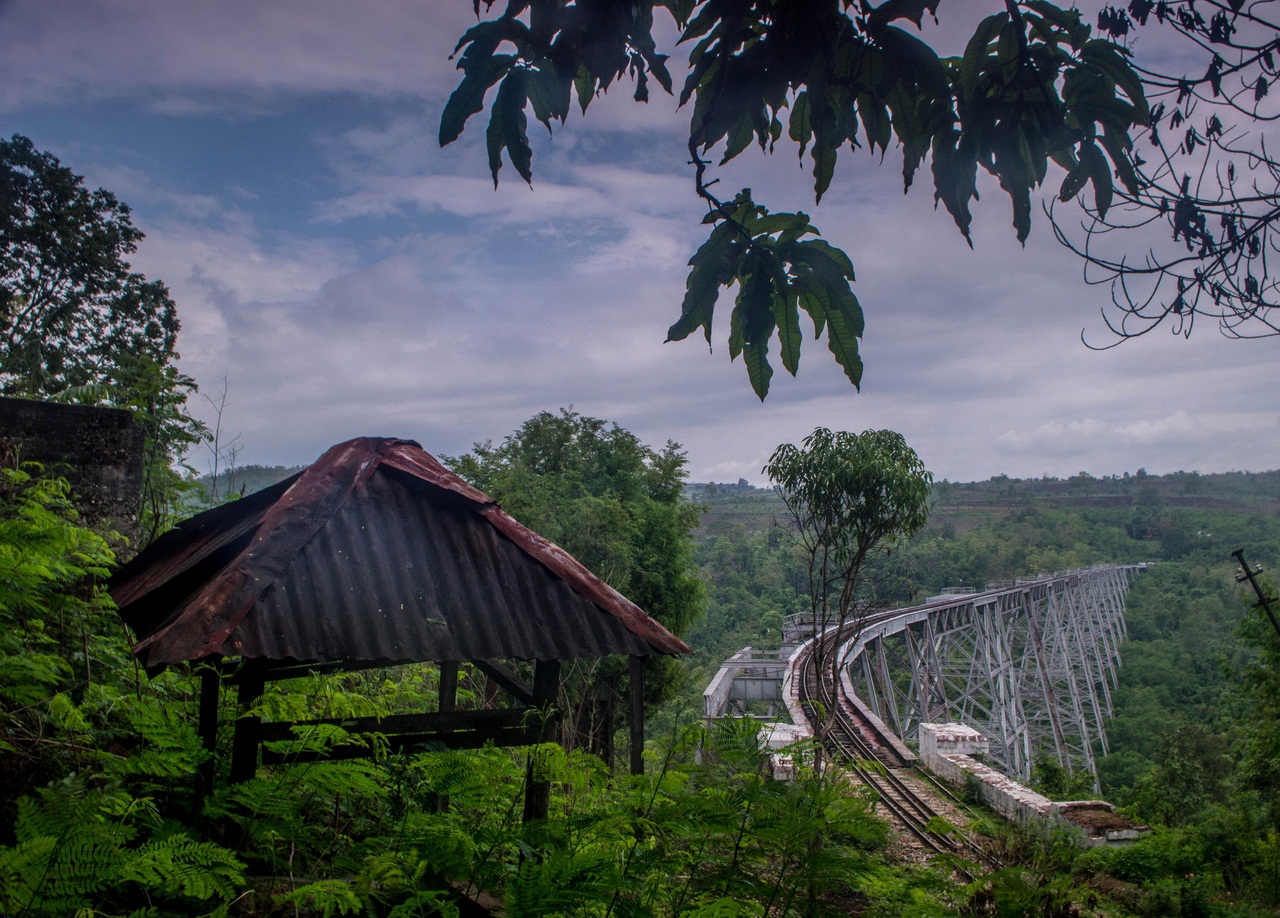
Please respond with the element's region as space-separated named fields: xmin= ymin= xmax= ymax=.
xmin=6 ymin=461 xmax=1280 ymax=915
xmin=0 ymin=463 xmax=959 ymax=917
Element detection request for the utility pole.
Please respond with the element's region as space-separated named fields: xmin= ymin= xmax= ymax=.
xmin=1232 ymin=549 xmax=1280 ymax=641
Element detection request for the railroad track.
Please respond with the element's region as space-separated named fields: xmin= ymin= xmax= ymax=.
xmin=797 ymin=639 xmax=998 ymax=869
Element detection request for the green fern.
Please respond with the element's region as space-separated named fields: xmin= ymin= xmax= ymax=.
xmin=386 ymin=889 xmax=461 ymax=918
xmin=121 ymin=834 xmax=245 ymax=904
xmin=0 ymin=836 xmax=57 ymax=914
xmin=274 ymin=878 xmax=364 ymax=917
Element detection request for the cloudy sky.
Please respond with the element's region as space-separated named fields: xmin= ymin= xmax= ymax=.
xmin=3 ymin=0 xmax=1277 ymax=484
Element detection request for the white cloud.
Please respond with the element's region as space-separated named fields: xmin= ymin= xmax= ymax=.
xmin=0 ymin=0 xmax=475 ymax=111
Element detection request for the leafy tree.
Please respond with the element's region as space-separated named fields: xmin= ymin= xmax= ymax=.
xmin=763 ymin=428 xmax=931 ymax=740
xmin=58 ymin=356 xmax=210 ymax=545
xmin=0 ymin=135 xmax=179 ymax=398
xmin=1 ymin=135 xmax=209 ymax=545
xmin=442 ymin=1 xmax=1150 ymax=398
xmin=1237 ymin=572 xmax=1280 ymax=831
xmin=445 ymin=408 xmax=705 ymax=748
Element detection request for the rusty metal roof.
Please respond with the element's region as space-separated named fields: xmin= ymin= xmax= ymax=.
xmin=111 ymin=437 xmax=690 ymax=669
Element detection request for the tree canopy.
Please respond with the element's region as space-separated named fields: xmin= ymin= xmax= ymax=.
xmin=442 ymin=0 xmax=1151 ymax=398
xmin=446 ymin=407 xmax=705 ymax=641
xmin=0 ymin=135 xmax=179 ymax=399
xmin=0 ymin=135 xmax=206 ymax=543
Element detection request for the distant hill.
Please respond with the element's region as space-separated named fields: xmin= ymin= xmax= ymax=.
xmin=199 ymin=463 xmax=306 ymax=503
xmin=686 ymin=469 xmax=1280 ymax=538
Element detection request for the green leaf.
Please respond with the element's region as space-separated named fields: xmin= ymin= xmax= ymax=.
xmin=788 ymin=238 xmax=864 ymax=388
xmin=573 ymin=65 xmax=595 ymax=114
xmin=811 ymin=141 xmax=837 ymax=204
xmin=485 ymin=101 xmax=505 ymax=186
xmin=776 ymin=280 xmax=803 ymax=377
xmin=721 ymin=113 xmax=756 ymax=165
xmin=1098 ymin=129 xmax=1140 ymax=194
xmin=742 ymin=339 xmax=774 ymax=400
xmin=793 ymin=266 xmax=864 ymax=389
xmin=1058 ymin=155 xmax=1089 ymax=203
xmin=497 ymin=68 xmax=533 ymax=184
xmin=931 ymin=129 xmax=978 ymax=243
xmin=527 ymin=65 xmax=571 ymax=134
xmin=867 ymin=0 xmax=942 ymax=30
xmin=789 ymin=91 xmax=813 ymax=158
xmin=795 ymin=239 xmax=857 ymax=284
xmin=440 ymin=54 xmax=515 ymax=147
xmin=1081 ymin=40 xmax=1149 ymax=124
xmin=959 ymin=14 xmax=1006 ymax=103
xmin=668 ymin=223 xmax=738 ymax=344
xmin=1079 ymin=140 xmax=1113 ymax=218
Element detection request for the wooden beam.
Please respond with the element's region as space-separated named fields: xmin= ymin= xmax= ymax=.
xmin=472 ymin=659 xmax=533 ymax=706
xmin=260 ymin=723 xmax=543 ymax=764
xmin=256 ymin=708 xmax=532 ymax=743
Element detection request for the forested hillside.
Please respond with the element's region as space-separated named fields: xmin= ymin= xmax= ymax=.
xmin=689 ymin=468 xmax=1280 ymax=914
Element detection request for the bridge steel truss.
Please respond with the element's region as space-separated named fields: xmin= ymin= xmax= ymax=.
xmin=841 ymin=566 xmax=1143 ymax=784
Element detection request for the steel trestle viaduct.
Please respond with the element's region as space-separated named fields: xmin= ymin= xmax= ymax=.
xmin=705 ymin=565 xmax=1148 ymax=785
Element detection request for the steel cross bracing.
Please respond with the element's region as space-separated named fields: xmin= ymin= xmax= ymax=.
xmin=841 ymin=566 xmax=1142 ymax=784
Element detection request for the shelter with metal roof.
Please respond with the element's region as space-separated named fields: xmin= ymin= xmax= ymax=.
xmin=110 ymin=437 xmax=689 ymax=814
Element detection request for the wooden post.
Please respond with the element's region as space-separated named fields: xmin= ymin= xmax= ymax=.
xmin=439 ymin=660 xmax=459 ymax=712
xmin=229 ymin=662 xmax=265 ymax=784
xmin=196 ymin=662 xmax=221 ymax=803
xmin=522 ymin=659 xmax=561 ymax=823
xmin=435 ymin=660 xmax=459 ymax=813
xmin=629 ymin=655 xmax=645 ymax=776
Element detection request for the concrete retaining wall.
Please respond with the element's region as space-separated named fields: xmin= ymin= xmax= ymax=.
xmin=0 ymin=396 xmax=144 ymax=541
xmin=919 ymin=723 xmax=1147 ymax=847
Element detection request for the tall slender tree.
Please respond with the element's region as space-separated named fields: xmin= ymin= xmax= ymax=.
xmin=764 ymin=428 xmax=931 ymax=745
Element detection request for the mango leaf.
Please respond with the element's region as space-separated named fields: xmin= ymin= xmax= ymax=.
xmin=1081 ymin=40 xmax=1150 ymax=123
xmin=866 ymin=0 xmax=942 ymax=30
xmin=1058 ymin=155 xmax=1089 ymax=203
xmin=789 ymin=91 xmax=813 ymax=158
xmin=733 ymin=256 xmax=779 ymax=400
xmin=1098 ymin=129 xmax=1141 ymax=194
xmin=495 ymin=68 xmax=533 ymax=185
xmin=1079 ymin=140 xmax=1113 ymax=218
xmin=440 ymin=53 xmax=515 ymax=147
xmin=776 ymin=281 xmax=803 ymax=377
xmin=793 ymin=266 xmax=864 ymax=389
xmin=959 ymin=14 xmax=1006 ymax=104
xmin=931 ymin=130 xmax=978 ymax=243
xmin=667 ymin=222 xmax=739 ymax=344
xmin=789 ymin=238 xmax=864 ymax=388
xmin=742 ymin=339 xmax=775 ymax=400
xmin=527 ymin=66 xmax=571 ymax=134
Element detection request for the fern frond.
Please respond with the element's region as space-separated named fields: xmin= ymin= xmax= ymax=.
xmin=121 ymin=834 xmax=245 ymax=904
xmin=386 ymin=888 xmax=461 ymax=918
xmin=0 ymin=836 xmax=57 ymax=914
xmin=273 ymin=878 xmax=364 ymax=917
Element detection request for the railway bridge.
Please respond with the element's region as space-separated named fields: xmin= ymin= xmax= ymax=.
xmin=704 ymin=565 xmax=1147 ymax=784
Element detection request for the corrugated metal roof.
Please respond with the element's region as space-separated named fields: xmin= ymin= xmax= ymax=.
xmin=111 ymin=437 xmax=690 ymax=669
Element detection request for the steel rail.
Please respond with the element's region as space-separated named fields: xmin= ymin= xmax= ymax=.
xmin=797 ymin=640 xmax=958 ymax=855
xmin=796 ymin=636 xmax=1003 ymax=873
